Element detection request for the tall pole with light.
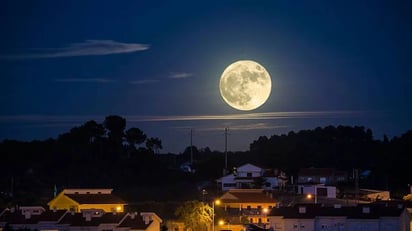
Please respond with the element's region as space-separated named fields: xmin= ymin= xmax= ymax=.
xmin=314 ymin=184 xmax=317 ymax=204
xmin=212 ymin=200 xmax=221 ymax=231
xmin=306 ymin=185 xmax=317 ymax=204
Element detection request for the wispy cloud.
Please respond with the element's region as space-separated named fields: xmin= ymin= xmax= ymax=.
xmin=0 ymin=111 xmax=363 ymax=125
xmin=0 ymin=115 xmax=98 ymax=123
xmin=0 ymin=40 xmax=149 ymax=59
xmin=169 ymin=72 xmax=193 ymax=79
xmin=54 ymin=78 xmax=114 ymax=83
xmin=194 ymin=123 xmax=289 ymax=132
xmin=126 ymin=111 xmax=363 ymax=122
xmin=129 ymin=79 xmax=159 ymax=85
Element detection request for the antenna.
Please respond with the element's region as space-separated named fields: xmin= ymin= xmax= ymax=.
xmin=225 ymin=128 xmax=228 ymax=170
xmin=190 ymin=129 xmax=193 ymax=164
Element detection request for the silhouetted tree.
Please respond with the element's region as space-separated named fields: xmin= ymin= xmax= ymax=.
xmin=104 ymin=115 xmax=126 ymax=144
xmin=146 ymin=137 xmax=162 ymax=154
xmin=125 ymin=127 xmax=147 ymax=150
xmin=83 ymin=120 xmax=106 ymax=143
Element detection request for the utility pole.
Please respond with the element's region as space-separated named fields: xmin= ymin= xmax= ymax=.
xmin=225 ymin=128 xmax=228 ymax=171
xmin=354 ymin=169 xmax=359 ymax=202
xmin=190 ymin=129 xmax=193 ymax=164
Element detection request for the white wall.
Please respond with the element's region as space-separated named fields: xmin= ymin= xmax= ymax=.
xmin=284 ymin=219 xmax=314 ymax=231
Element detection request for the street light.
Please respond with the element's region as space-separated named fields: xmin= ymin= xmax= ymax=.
xmin=306 ymin=185 xmax=317 ymax=204
xmin=219 ymin=219 xmax=229 ymax=231
xmin=212 ymin=200 xmax=221 ymax=231
xmin=262 ymin=208 xmax=269 ymax=229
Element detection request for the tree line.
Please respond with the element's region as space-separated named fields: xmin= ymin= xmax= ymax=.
xmin=0 ymin=116 xmax=411 ymax=207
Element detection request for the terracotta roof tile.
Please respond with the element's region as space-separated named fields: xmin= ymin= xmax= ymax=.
xmin=58 ymin=212 xmax=126 ymax=226
xmin=38 ymin=210 xmax=67 ymax=222
xmin=65 ymin=193 xmax=127 ymax=204
xmin=118 ymin=214 xmax=151 ymax=229
xmin=221 ymin=191 xmax=276 ymax=204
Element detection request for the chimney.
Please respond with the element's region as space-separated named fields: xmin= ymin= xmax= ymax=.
xmin=130 ymin=212 xmax=136 ymax=219
xmin=298 ymin=206 xmax=306 ymax=214
xmin=24 ymin=211 xmax=31 ymax=220
xmin=143 ymin=216 xmax=150 ymax=225
xmin=333 ymin=204 xmax=342 ymax=209
xmin=85 ymin=213 xmax=92 ymax=221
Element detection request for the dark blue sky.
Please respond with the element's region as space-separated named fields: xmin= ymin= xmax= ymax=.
xmin=1 ymin=1 xmax=411 ymax=153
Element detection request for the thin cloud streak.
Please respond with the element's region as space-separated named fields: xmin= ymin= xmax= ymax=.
xmin=0 ymin=111 xmax=363 ymax=124
xmin=0 ymin=40 xmax=149 ymax=59
xmin=129 ymin=79 xmax=159 ymax=84
xmin=54 ymin=78 xmax=114 ymax=83
xmin=127 ymin=111 xmax=363 ymax=122
xmin=0 ymin=115 xmax=99 ymax=123
xmin=195 ymin=123 xmax=289 ymax=132
xmin=169 ymin=72 xmax=193 ymax=79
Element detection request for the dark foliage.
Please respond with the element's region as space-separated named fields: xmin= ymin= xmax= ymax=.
xmin=0 ymin=118 xmax=411 ymax=207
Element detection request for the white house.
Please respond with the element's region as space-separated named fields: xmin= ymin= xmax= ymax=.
xmin=297 ymin=184 xmax=337 ymax=199
xmin=267 ymin=204 xmax=410 ymax=231
xmin=216 ymin=163 xmax=287 ymax=191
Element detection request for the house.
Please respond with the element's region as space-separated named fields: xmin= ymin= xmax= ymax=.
xmin=216 ymin=189 xmax=276 ymax=229
xmin=297 ymin=184 xmax=337 ymax=199
xmin=48 ymin=188 xmax=127 ymax=213
xmin=219 ymin=189 xmax=277 ymax=211
xmin=0 ymin=206 xmax=45 ymax=231
xmin=58 ymin=209 xmax=126 ymax=231
xmin=0 ymin=206 xmax=67 ymax=231
xmin=0 ymin=206 xmax=163 ymax=231
xmin=297 ymin=168 xmax=347 ymax=185
xmin=216 ymin=163 xmax=287 ymax=191
xmin=267 ymin=204 xmax=411 ymax=231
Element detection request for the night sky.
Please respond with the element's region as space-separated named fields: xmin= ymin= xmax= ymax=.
xmin=1 ymin=1 xmax=411 ymax=153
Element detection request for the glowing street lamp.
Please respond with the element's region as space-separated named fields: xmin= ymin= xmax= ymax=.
xmin=219 ymin=219 xmax=229 ymax=231
xmin=306 ymin=185 xmax=317 ymax=204
xmin=212 ymin=200 xmax=221 ymax=231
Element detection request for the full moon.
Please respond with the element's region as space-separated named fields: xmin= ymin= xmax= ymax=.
xmin=219 ymin=60 xmax=272 ymax=111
